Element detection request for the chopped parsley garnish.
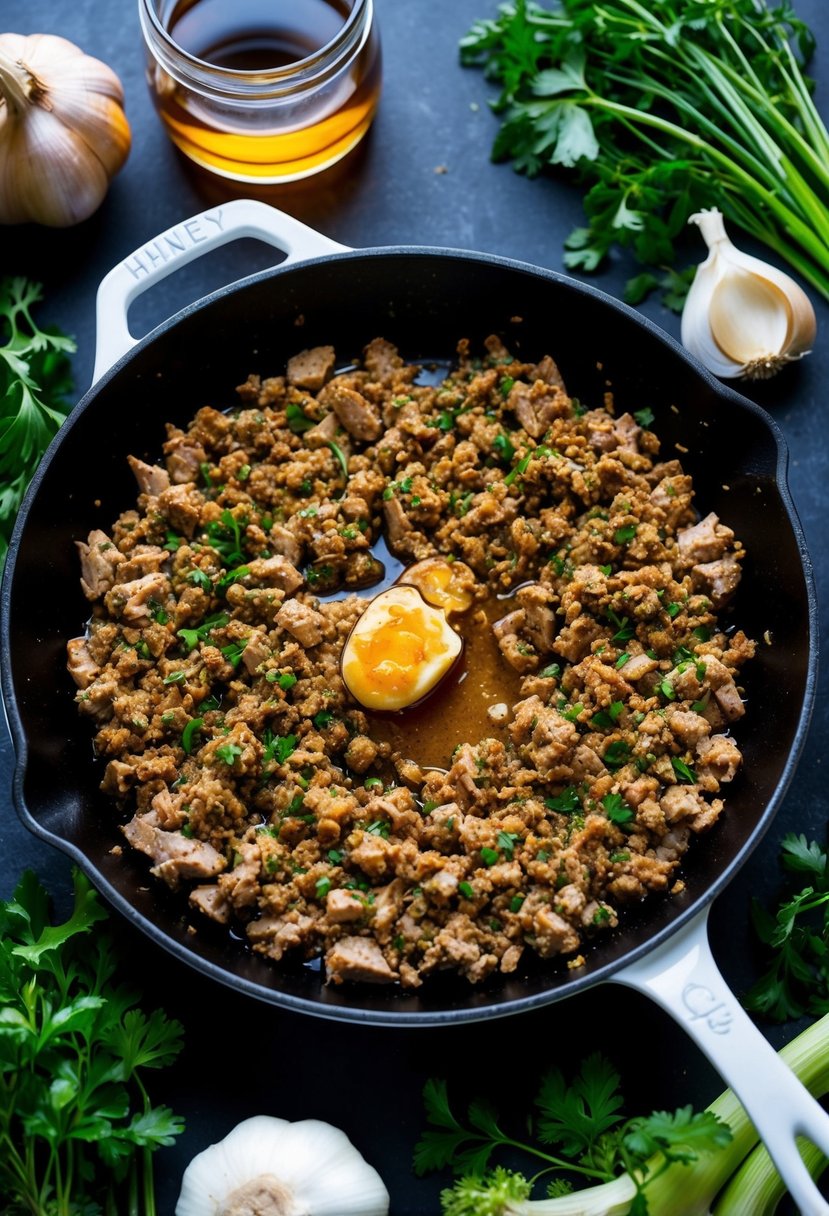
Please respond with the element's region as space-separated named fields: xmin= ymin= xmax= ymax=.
xmin=606 ymin=608 xmax=634 ymax=641
xmin=604 ymin=740 xmax=632 ymax=769
xmin=327 ymin=849 xmax=343 ymax=865
xmin=672 ymin=756 xmax=698 ymax=784
xmin=458 ymin=881 xmax=475 ymax=899
xmin=561 ymin=702 xmax=584 ymax=722
xmin=509 ymin=894 xmax=525 ymax=913
xmin=504 ymin=444 xmax=555 ymax=487
xmin=215 ymin=564 xmax=250 ymax=593
xmin=315 ymin=876 xmax=332 ymax=900
xmin=177 ymin=611 xmax=229 ymax=653
xmin=262 ymin=729 xmax=297 ymax=768
xmin=267 ymin=671 xmax=297 ymax=690
xmin=602 ymin=793 xmax=634 ymax=826
xmin=481 ymin=847 xmax=500 ymax=867
xmin=148 ymin=598 xmax=169 ymax=624
xmin=312 ymin=710 xmax=334 ymax=729
xmin=163 ymin=670 xmax=186 ymax=685
xmin=365 ymin=820 xmax=390 ymax=839
xmin=613 ymin=524 xmax=637 ymax=545
xmin=591 ymin=701 xmax=624 ymax=730
xmin=499 ymin=375 xmax=515 ymax=396
xmin=633 ymin=407 xmax=655 ymax=427
xmin=666 ymin=601 xmax=681 ymax=619
xmin=539 ymin=662 xmax=561 ymax=679
xmin=285 ymin=401 xmax=315 ymax=432
xmin=545 ymin=787 xmax=581 ymax=814
xmin=215 ymin=743 xmax=242 ymax=766
xmin=186 ymin=568 xmax=212 ymax=592
xmin=164 ymin=529 xmax=182 ymax=552
xmin=204 ymin=509 xmax=245 ymax=566
xmin=496 ymin=831 xmax=521 ymax=859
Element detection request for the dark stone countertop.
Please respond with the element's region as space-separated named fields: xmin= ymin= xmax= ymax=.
xmin=0 ymin=1 xmax=827 ymax=1211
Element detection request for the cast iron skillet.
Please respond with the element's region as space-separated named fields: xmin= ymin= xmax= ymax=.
xmin=2 ymin=201 xmax=826 ymax=1208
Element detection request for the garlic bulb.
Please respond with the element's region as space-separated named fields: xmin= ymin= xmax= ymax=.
xmin=176 ymin=1115 xmax=390 ymax=1216
xmin=0 ymin=33 xmax=131 ymax=227
xmin=681 ymin=208 xmax=816 ymax=380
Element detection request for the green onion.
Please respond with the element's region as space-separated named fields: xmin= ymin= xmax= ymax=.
xmin=181 ymin=717 xmax=204 ymax=755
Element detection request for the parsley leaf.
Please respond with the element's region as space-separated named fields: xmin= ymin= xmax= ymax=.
xmin=745 ymin=834 xmax=829 ymax=1022
xmin=0 ymin=279 xmax=75 ymax=567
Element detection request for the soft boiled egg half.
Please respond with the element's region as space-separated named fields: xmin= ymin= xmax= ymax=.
xmin=399 ymin=556 xmax=476 ymax=616
xmin=341 ymin=584 xmax=463 ymax=711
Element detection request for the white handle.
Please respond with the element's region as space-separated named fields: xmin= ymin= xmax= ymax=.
xmin=612 ymin=908 xmax=829 ymax=1215
xmin=92 ymin=199 xmax=350 ymax=383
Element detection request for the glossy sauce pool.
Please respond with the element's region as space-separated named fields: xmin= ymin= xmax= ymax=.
xmin=365 ymin=594 xmax=523 ymax=771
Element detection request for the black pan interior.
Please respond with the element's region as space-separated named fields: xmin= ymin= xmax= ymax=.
xmin=1 ymin=249 xmax=816 ymax=1024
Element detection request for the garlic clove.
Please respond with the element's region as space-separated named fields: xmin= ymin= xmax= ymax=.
xmin=709 ymin=269 xmax=792 ymax=363
xmin=681 ymin=208 xmax=817 ymax=381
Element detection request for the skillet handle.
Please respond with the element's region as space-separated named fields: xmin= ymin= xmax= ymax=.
xmin=92 ymin=199 xmax=349 ymax=383
xmin=612 ymin=907 xmax=829 ymax=1214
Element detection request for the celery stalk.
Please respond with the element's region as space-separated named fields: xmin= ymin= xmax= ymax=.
xmin=500 ymin=1013 xmax=829 ymax=1216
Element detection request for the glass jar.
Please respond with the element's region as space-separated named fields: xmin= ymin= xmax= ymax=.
xmin=138 ymin=0 xmax=381 ymax=183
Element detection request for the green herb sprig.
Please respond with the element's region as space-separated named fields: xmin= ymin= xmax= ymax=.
xmin=0 ymin=279 xmax=75 ymax=567
xmin=745 ymin=834 xmax=829 ymax=1023
xmin=0 ymin=869 xmax=183 ymax=1216
xmin=415 ymin=1054 xmax=731 ymax=1215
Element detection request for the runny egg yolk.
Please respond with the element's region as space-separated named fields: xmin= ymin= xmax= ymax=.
xmin=398 ymin=557 xmax=475 ymax=616
xmin=341 ymin=585 xmax=462 ymax=712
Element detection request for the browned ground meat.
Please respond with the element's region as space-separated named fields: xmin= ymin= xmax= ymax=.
xmin=68 ymin=337 xmax=754 ymax=988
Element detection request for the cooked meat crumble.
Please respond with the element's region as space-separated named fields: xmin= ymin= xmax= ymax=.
xmin=68 ymin=336 xmax=754 ymax=987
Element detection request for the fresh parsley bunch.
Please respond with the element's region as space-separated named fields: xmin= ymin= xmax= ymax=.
xmin=461 ymin=0 xmax=829 ymax=306
xmin=415 ymin=1053 xmax=731 ymax=1215
xmin=0 ymin=869 xmax=184 ymax=1216
xmin=745 ymin=833 xmax=829 ymax=1023
xmin=0 ymin=277 xmax=75 ymax=567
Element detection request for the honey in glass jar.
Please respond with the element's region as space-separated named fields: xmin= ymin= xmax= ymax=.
xmin=139 ymin=0 xmax=381 ymax=182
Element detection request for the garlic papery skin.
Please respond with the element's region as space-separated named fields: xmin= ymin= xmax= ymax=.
xmin=175 ymin=1115 xmax=390 ymax=1216
xmin=681 ymin=208 xmax=817 ymax=381
xmin=0 ymin=33 xmax=131 ymax=227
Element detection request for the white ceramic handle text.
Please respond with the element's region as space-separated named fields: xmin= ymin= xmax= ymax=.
xmin=92 ymin=198 xmax=349 ymax=384
xmin=613 ymin=908 xmax=829 ymax=1214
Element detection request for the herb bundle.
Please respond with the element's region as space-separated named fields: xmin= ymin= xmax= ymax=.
xmin=0 ymin=869 xmax=184 ymax=1216
xmin=0 ymin=277 xmax=75 ymax=566
xmin=460 ymin=0 xmax=829 ymax=304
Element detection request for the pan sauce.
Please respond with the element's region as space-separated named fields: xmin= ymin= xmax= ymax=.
xmin=66 ymin=335 xmax=754 ymax=988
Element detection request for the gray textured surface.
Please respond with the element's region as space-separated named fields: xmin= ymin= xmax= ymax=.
xmin=0 ymin=1 xmax=827 ymax=1211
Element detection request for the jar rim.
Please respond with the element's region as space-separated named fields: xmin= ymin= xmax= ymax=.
xmin=139 ymin=0 xmax=370 ymax=87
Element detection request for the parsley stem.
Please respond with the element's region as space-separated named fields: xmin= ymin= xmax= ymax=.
xmin=486 ymin=1134 xmax=615 ymax=1182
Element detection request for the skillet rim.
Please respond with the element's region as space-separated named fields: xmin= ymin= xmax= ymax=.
xmin=0 ymin=245 xmax=819 ymax=1025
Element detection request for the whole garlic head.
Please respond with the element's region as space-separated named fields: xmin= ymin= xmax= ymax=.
xmin=175 ymin=1116 xmax=390 ymax=1216
xmin=681 ymin=208 xmax=816 ymax=380
xmin=0 ymin=33 xmax=131 ymax=227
